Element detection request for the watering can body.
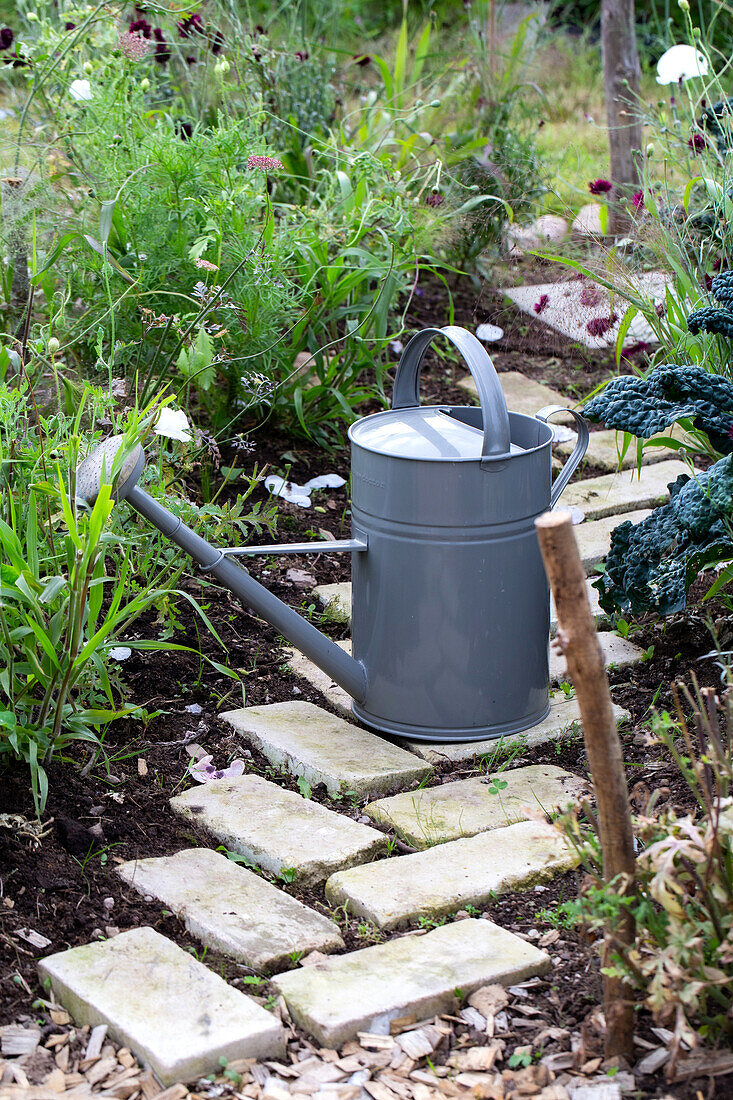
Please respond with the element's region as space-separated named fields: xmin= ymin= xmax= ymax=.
xmin=346 ymin=326 xmax=588 ymax=741
xmin=79 ymin=325 xmax=588 ymax=745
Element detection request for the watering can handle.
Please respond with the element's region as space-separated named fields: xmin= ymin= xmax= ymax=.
xmin=536 ymin=405 xmax=590 ymax=507
xmin=392 ymin=326 xmax=511 ymax=458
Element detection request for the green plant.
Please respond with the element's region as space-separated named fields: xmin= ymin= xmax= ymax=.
xmin=277 ymin=866 xmax=298 ymax=884
xmin=296 ymin=774 xmax=312 ymax=799
xmin=555 ymin=673 xmax=733 ymax=1041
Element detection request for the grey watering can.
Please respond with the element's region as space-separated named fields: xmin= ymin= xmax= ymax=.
xmin=77 ymin=326 xmax=588 ymax=743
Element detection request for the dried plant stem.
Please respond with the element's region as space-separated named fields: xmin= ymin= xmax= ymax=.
xmin=535 ymin=509 xmax=636 ymax=1061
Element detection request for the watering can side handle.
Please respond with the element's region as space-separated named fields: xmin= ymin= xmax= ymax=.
xmin=536 ymin=405 xmax=590 ymax=507
xmin=392 ymin=326 xmax=511 ymax=458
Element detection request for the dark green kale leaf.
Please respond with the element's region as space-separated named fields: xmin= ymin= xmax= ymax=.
xmin=583 ymin=364 xmax=733 ymax=453
xmin=687 ymin=305 xmax=733 ymax=337
xmin=595 ymin=456 xmax=733 ymax=615
xmin=711 ymin=269 xmax=733 ymax=308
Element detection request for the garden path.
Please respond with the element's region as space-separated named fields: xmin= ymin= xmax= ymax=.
xmin=34 ymin=373 xmax=677 ymax=1085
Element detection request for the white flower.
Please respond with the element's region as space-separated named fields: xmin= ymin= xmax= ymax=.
xmin=109 ymin=646 xmax=132 ymax=661
xmin=476 ymin=323 xmax=504 ymax=342
xmin=69 ymin=79 xmax=93 ymax=102
xmin=154 ymin=407 xmax=192 ymax=442
xmin=304 ymin=474 xmax=346 ymax=491
xmin=264 ymin=474 xmax=311 ymax=507
xmin=656 ymin=45 xmax=709 ymax=84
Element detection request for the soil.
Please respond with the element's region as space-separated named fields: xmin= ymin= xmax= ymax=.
xmin=1 ymin=266 xmax=731 ymax=1099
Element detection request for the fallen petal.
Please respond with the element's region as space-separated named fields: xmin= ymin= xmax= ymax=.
xmin=304 ymin=474 xmax=346 ymax=490
xmin=476 ymin=323 xmax=504 ymax=342
xmin=109 ymin=647 xmax=132 ymax=661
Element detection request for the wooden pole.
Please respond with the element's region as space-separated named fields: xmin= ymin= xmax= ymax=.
xmin=601 ymin=0 xmax=643 ymax=234
xmin=535 ymin=510 xmax=636 ymax=1061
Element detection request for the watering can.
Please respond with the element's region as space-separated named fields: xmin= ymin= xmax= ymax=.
xmin=77 ymin=326 xmax=588 ymax=743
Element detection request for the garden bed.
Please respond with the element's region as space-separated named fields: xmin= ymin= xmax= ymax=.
xmin=1 ymin=273 xmax=730 ymax=1098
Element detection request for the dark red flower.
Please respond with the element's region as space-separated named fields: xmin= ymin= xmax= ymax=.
xmin=295 ymin=50 xmax=309 ymax=61
xmin=688 ymin=133 xmax=706 ymax=153
xmin=210 ymin=29 xmax=224 ymax=54
xmin=185 ymin=55 xmax=197 ymax=65
xmin=620 ymin=341 xmax=651 ymax=361
xmin=0 ymin=26 xmax=14 ymax=49
xmin=64 ymin=22 xmax=76 ymax=31
xmin=586 ymin=312 xmax=618 ymax=337
xmin=533 ymin=294 xmax=549 ymax=315
xmin=588 ymin=178 xmax=612 ymax=195
xmin=153 ymin=29 xmax=170 ymax=63
xmin=353 ymin=53 xmax=371 ymax=66
xmin=177 ymin=13 xmax=203 ymax=38
xmin=129 ymin=18 xmax=152 ymax=38
xmin=425 ymin=192 xmax=444 ymax=207
xmin=632 ymin=190 xmax=644 ymax=209
xmin=704 ymin=273 xmax=713 ymax=290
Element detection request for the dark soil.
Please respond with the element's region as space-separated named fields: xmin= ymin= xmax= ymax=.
xmin=1 ymin=270 xmax=730 ymax=1098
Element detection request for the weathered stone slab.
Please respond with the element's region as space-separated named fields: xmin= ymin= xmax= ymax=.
xmin=272 ymin=918 xmax=550 ymax=1046
xmin=222 ymin=701 xmax=431 ymax=798
xmin=313 ymin=582 xmax=351 ymax=623
xmin=402 ymin=695 xmax=629 ymax=763
xmin=550 ymin=632 xmax=644 ymax=683
xmin=38 ymin=927 xmax=286 ymax=1085
xmin=575 ymin=509 xmax=651 ymax=572
xmin=459 ymin=370 xmax=570 ymax=415
xmin=364 ymin=764 xmax=587 ymax=849
xmin=502 ymin=273 xmax=667 ymax=349
xmin=324 ymin=819 xmax=577 ymax=929
xmin=560 ymin=460 xmax=688 ymax=520
xmin=285 ymin=642 xmax=353 ymax=718
xmin=117 ymin=849 xmax=344 ymax=970
xmin=170 ymin=775 xmax=387 ymax=886
xmin=289 ymin=634 xmax=643 ymax=698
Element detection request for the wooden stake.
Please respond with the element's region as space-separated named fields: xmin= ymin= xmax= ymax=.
xmin=535 ymin=509 xmax=636 ymax=1061
xmin=601 ymin=0 xmax=643 ymax=234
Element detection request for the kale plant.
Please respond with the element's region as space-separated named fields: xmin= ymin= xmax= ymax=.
xmin=595 ymin=457 xmax=733 ymax=615
xmin=583 ymin=364 xmax=733 ymax=454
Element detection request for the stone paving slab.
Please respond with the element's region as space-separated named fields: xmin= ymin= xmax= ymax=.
xmin=561 ymin=459 xmax=688 ymax=520
xmin=222 ymin=701 xmax=431 ymax=798
xmin=557 ymin=430 xmax=678 ymax=471
xmin=170 ymin=775 xmax=387 ymax=886
xmin=402 ymin=695 xmax=629 ymax=763
xmin=289 ymin=636 xmax=643 ymax=711
xmin=503 ymin=273 xmax=668 ymax=349
xmin=285 ymin=642 xmax=353 ymax=718
xmin=364 ymin=764 xmax=588 ymax=849
xmin=117 ymin=849 xmax=344 ymax=971
xmin=324 ymin=819 xmax=577 ymax=930
xmin=315 ymin=577 xmax=607 ymax=634
xmin=272 ymin=918 xmax=550 ymax=1046
xmin=575 ymin=509 xmax=651 ymax=572
xmin=459 ymin=370 xmax=572 ymax=417
xmin=312 ymin=582 xmax=351 ymax=624
xmin=549 ymin=632 xmax=645 ymax=683
xmin=38 ymin=927 xmax=286 ymax=1085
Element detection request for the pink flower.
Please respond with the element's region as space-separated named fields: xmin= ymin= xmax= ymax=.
xmin=579 ymin=284 xmax=602 ymax=308
xmin=533 ymin=294 xmax=549 ymax=315
xmin=247 ymin=155 xmax=284 ymax=171
xmin=688 ymin=133 xmax=706 ymax=153
xmin=195 ymin=258 xmax=218 ymax=271
xmin=588 ymin=179 xmax=612 ymax=195
xmin=189 ymin=754 xmax=246 ymax=783
xmin=118 ymin=31 xmax=152 ymax=60
xmin=632 ymin=190 xmax=644 ymax=209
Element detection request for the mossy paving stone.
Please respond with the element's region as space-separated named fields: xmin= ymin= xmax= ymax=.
xmin=169 ymin=774 xmax=387 ymax=886
xmin=272 ymin=918 xmax=551 ymax=1047
xmin=324 ymin=819 xmax=578 ymax=930
xmin=117 ymin=848 xmax=344 ymax=970
xmin=222 ymin=700 xmax=431 ymax=797
xmin=37 ymin=927 xmax=286 ymax=1085
xmin=364 ymin=764 xmax=589 ymax=849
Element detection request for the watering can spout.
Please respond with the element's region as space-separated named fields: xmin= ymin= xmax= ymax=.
xmin=76 ymin=436 xmax=368 ymax=705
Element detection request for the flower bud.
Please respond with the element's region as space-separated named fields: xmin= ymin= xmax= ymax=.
xmin=47 ymin=336 xmax=60 ymax=355
xmin=84 ymin=61 xmax=93 ymax=75
xmin=646 ymin=143 xmax=654 ymax=156
xmin=140 ymin=77 xmax=150 ymax=92
xmin=26 ymin=11 xmax=38 ymax=21
xmin=215 ymin=57 xmax=230 ymax=75
xmin=678 ymin=0 xmax=690 ymax=9
xmin=429 ymin=99 xmax=441 ymax=108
